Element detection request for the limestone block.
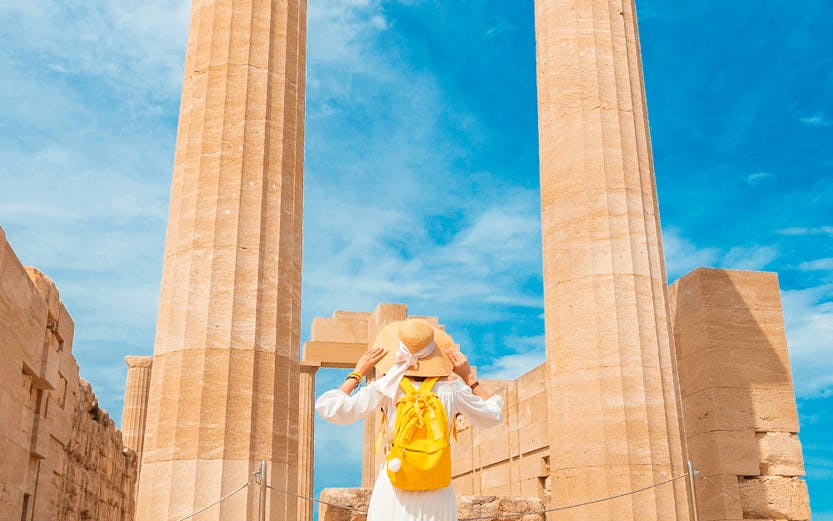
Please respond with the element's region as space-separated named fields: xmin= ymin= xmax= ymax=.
xmin=311 ymin=315 xmax=370 ymax=344
xmin=318 ymin=488 xmax=372 ymax=521
xmin=518 ymin=421 xmax=549 ymax=456
xmin=518 ymin=477 xmax=542 ymax=498
xmin=483 ymin=495 xmax=548 ymax=520
xmin=318 ymin=490 xmax=546 ymax=521
xmin=674 ymin=307 xmax=789 ymax=360
xmin=693 ymin=474 xmax=742 ymax=521
xmin=481 ymin=463 xmax=511 ymax=491
xmin=677 ymin=345 xmax=792 ymax=396
xmin=516 ymin=390 xmax=547 ymax=428
xmin=756 ymin=432 xmax=805 ymax=476
xmin=688 ymin=431 xmax=759 ymax=477
xmin=452 ymin=447 xmax=473 ymax=476
xmin=24 ymin=267 xmax=60 ymax=317
xmin=518 ymin=454 xmax=549 ymax=481
xmin=682 ymin=387 xmax=800 ymax=435
xmin=369 ymin=303 xmax=408 ymax=340
xmin=303 ymin=341 xmax=367 ymax=368
xmin=738 ymin=476 xmax=810 ymax=520
xmin=515 ymin=364 xmax=547 ymax=401
xmin=671 ymin=269 xmax=782 ymax=321
xmin=454 ymin=474 xmax=476 ymax=496
xmin=479 ymin=430 xmax=511 ymax=467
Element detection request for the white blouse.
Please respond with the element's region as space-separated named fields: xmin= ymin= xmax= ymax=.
xmin=315 ymin=377 xmax=505 ymax=432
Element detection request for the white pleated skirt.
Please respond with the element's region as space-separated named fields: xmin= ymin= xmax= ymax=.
xmin=366 ymin=465 xmax=458 ymax=521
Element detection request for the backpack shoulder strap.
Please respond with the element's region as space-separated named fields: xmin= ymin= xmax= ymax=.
xmin=399 ymin=377 xmax=416 ymax=394
xmin=374 ymin=407 xmax=388 ymax=455
xmin=418 ymin=376 xmax=440 ymax=394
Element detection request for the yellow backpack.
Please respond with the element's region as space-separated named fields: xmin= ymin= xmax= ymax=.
xmin=379 ymin=377 xmax=452 ymax=490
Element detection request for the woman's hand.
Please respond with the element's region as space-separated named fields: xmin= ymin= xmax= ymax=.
xmin=354 ymin=346 xmax=388 ymax=376
xmin=447 ymin=349 xmax=476 ymax=385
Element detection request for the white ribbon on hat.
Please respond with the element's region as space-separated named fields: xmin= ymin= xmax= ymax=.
xmin=375 ymin=340 xmax=436 ymax=399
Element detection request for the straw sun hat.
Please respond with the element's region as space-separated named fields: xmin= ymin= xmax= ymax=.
xmin=373 ymin=318 xmax=455 ymax=378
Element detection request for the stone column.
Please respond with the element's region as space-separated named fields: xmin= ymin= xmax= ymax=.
xmin=121 ymin=356 xmax=153 ymax=473
xmin=135 ymin=1 xmax=307 ymax=520
xmin=534 ymin=1 xmax=691 ymax=519
xmin=298 ymin=362 xmax=319 ymax=521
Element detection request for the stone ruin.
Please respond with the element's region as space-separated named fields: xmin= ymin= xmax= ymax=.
xmin=298 ymin=287 xmax=810 ymax=521
xmin=0 ymin=228 xmax=137 ymax=521
xmin=0 ymin=0 xmax=814 ymax=520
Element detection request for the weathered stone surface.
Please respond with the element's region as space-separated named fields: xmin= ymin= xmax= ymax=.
xmin=738 ymin=476 xmax=810 ymax=520
xmin=0 ymin=230 xmax=136 ymax=521
xmin=134 ymin=0 xmax=308 ymax=519
xmin=59 ymin=380 xmax=138 ymax=521
xmin=450 ymin=366 xmax=549 ymax=496
xmin=121 ymin=356 xmax=152 ymax=474
xmin=458 ymin=495 xmax=546 ymax=521
xmin=534 ymin=0 xmax=691 ymax=518
xmin=318 ymin=488 xmax=372 ymax=521
xmin=298 ymin=362 xmax=319 ymax=521
xmin=756 ymin=431 xmax=805 ymax=476
xmin=671 ymin=268 xmax=810 ymax=521
xmin=317 ymin=489 xmax=546 ymax=521
xmin=693 ymin=474 xmax=742 ymax=521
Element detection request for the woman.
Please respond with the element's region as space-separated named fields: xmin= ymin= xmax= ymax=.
xmin=315 ymin=318 xmax=505 ymax=521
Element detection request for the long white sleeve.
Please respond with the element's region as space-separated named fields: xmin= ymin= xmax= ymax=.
xmin=314 ymin=380 xmax=387 ymax=425
xmin=443 ymin=380 xmax=504 ymax=430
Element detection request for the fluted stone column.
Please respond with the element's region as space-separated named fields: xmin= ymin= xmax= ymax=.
xmin=122 ymin=356 xmax=153 ymax=474
xmin=534 ymin=1 xmax=691 ymax=519
xmin=135 ymin=1 xmax=307 ymax=520
xmin=298 ymin=362 xmax=319 ymax=521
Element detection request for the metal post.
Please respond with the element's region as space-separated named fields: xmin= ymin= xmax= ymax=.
xmin=259 ymin=460 xmax=267 ymax=521
xmin=687 ymin=460 xmax=700 ymax=521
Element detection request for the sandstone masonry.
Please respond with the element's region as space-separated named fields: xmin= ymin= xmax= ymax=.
xmin=0 ymin=227 xmax=137 ymax=521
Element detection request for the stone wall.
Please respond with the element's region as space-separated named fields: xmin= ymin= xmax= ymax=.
xmin=451 ymin=367 xmax=550 ymax=501
xmin=0 ymin=227 xmax=136 ymax=521
xmin=670 ymin=268 xmax=810 ymax=521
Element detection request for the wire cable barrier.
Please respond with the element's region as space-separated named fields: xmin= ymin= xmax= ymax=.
xmin=173 ymin=480 xmax=250 ymax=521
xmin=268 ymin=472 xmax=689 ymax=520
xmin=169 ymin=462 xmax=739 ymax=520
xmin=697 ymin=472 xmax=744 ymax=505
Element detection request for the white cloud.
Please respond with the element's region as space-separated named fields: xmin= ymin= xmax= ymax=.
xmin=799 ymin=258 xmax=833 ymax=271
xmin=0 ymin=1 xmax=185 ymax=419
xmin=663 ymin=228 xmax=719 ymax=280
xmin=777 ymin=226 xmax=833 ymax=236
xmin=0 ymin=0 xmax=190 ymax=101
xmin=302 ymin=187 xmax=544 ymax=337
xmin=746 ymin=171 xmax=772 ymax=184
xmin=478 ymin=334 xmax=546 ymax=380
xmin=781 ymin=285 xmax=833 ymax=398
xmin=664 ymin=228 xmax=777 ymax=280
xmin=799 ymin=112 xmax=833 ymax=127
xmin=721 ymin=245 xmax=778 ymax=271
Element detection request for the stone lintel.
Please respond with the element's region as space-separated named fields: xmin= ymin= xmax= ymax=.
xmin=302 ymin=341 xmax=367 ymax=368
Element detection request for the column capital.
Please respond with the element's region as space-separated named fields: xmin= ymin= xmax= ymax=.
xmin=300 ymin=361 xmax=321 ymax=373
xmin=125 ymin=355 xmax=153 ymax=369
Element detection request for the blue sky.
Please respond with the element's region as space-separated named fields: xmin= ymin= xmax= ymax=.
xmin=1 ymin=0 xmax=831 ymax=518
